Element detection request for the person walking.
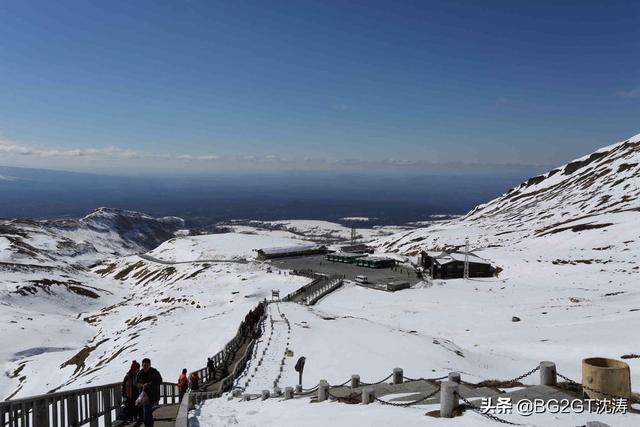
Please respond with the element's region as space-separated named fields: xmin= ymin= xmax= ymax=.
xmin=121 ymin=360 xmax=140 ymax=422
xmin=207 ymin=357 xmax=214 ymax=380
xmin=136 ymin=358 xmax=163 ymax=427
xmin=178 ymin=368 xmax=188 ymax=403
xmin=189 ymin=371 xmax=200 ymax=391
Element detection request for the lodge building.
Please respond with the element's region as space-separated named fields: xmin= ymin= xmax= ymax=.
xmin=420 ymin=250 xmax=493 ymax=279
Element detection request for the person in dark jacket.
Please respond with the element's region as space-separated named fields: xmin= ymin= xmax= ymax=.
xmin=207 ymin=357 xmax=214 ymax=380
xmin=121 ymin=360 xmax=140 ymax=421
xmin=136 ymin=358 xmax=163 ymax=427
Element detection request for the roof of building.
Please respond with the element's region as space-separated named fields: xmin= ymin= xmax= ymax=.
xmin=434 ymin=252 xmax=490 ymax=265
xmin=422 ymin=250 xmax=445 ymax=257
xmin=332 ymin=252 xmax=366 ymax=258
xmin=361 ymin=255 xmax=396 ymax=262
xmin=257 ymin=244 xmax=326 ymax=255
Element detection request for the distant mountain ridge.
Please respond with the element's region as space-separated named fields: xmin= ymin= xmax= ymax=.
xmin=377 ymin=132 xmax=640 ymax=254
xmin=0 ymin=207 xmax=184 ymax=268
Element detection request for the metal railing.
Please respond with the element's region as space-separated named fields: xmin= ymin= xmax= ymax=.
xmin=284 ymin=275 xmax=343 ymax=304
xmin=0 ymin=382 xmax=179 ymax=427
xmin=174 ymin=303 xmax=268 ymax=426
xmin=305 ymin=278 xmax=344 ymax=305
xmin=1 ymin=301 xmax=268 ymax=427
xmin=190 ymin=301 xmax=267 ymax=388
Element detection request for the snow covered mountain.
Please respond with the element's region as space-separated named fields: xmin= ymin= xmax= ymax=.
xmin=0 ymin=208 xmax=184 ymax=399
xmin=378 ymin=132 xmax=640 ymax=256
xmin=1 ymin=207 xmax=184 ymax=266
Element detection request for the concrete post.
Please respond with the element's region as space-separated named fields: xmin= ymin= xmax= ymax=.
xmin=261 ymin=390 xmax=270 ymax=400
xmin=540 ymin=361 xmax=557 ymax=386
xmin=317 ymin=380 xmax=329 ymax=402
xmin=440 ymin=381 xmax=459 ymax=418
xmin=361 ymin=388 xmax=375 ymax=405
xmin=273 ymin=386 xmax=281 ymax=397
xmin=351 ymin=375 xmax=360 ymax=388
xmin=448 ymin=372 xmax=461 ymax=384
xmin=393 ymin=368 xmax=403 ymax=384
xmin=284 ymin=387 xmax=294 ymax=400
xmin=295 ymin=384 xmax=302 ymax=393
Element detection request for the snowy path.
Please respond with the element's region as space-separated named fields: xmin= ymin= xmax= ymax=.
xmin=234 ymin=302 xmax=292 ymax=394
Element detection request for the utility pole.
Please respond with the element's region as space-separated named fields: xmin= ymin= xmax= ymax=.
xmin=463 ymin=237 xmax=469 ymax=280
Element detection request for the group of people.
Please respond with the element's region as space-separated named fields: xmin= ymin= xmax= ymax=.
xmin=240 ymin=301 xmax=266 ymax=338
xmin=121 ymin=358 xmax=163 ymax=427
xmin=121 ymin=302 xmax=268 ymax=426
xmin=178 ymin=368 xmax=202 ymax=401
xmin=122 ymin=359 xmax=206 ymax=426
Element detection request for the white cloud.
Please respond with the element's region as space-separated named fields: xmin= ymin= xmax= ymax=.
xmin=616 ymin=87 xmax=640 ymax=98
xmin=0 ymin=139 xmax=218 ymax=163
xmin=0 ymin=137 xmax=549 ymax=175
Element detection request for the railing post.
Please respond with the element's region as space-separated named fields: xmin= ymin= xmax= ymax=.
xmin=67 ymin=393 xmax=79 ymax=427
xmin=540 ymin=361 xmax=557 ymax=386
xmin=351 ymin=375 xmax=360 ymax=388
xmin=102 ymin=387 xmax=112 ymax=426
xmin=0 ymin=403 xmax=8 ymax=427
xmin=448 ymin=372 xmax=461 ymax=384
xmin=361 ymin=388 xmax=375 ymax=404
xmin=284 ymin=387 xmax=294 ymax=400
xmin=89 ymin=389 xmax=99 ymax=427
xmin=317 ymin=380 xmax=329 ymax=402
xmin=32 ymin=397 xmax=48 ymax=427
xmin=440 ymin=381 xmax=459 ymax=418
xmin=393 ymin=368 xmax=403 ymax=384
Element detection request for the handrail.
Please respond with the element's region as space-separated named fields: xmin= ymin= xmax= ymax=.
xmin=284 ymin=274 xmax=343 ymax=303
xmin=1 ymin=299 xmax=268 ymax=427
xmin=1 ymin=382 xmax=179 ymax=427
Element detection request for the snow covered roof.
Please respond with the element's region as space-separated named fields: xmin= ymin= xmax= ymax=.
xmin=332 ymin=252 xmax=365 ymax=258
xmin=435 ymin=252 xmax=490 ymax=265
xmin=364 ymin=255 xmax=396 ymax=261
xmin=257 ymin=244 xmax=326 ymax=255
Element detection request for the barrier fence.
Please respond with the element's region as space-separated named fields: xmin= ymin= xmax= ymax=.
xmin=0 ymin=382 xmax=179 ymax=427
xmin=1 ymin=301 xmax=268 ymax=427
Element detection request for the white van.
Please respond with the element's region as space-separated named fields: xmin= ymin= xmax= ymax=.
xmin=355 ymin=275 xmax=368 ymax=284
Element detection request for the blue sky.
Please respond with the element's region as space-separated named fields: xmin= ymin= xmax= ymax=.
xmin=0 ymin=0 xmax=638 ymax=174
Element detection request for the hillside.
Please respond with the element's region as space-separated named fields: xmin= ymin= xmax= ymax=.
xmin=377 ymin=132 xmax=640 ymax=257
xmin=0 ymin=208 xmax=184 ymax=398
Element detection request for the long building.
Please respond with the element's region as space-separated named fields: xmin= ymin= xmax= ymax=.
xmin=256 ymin=244 xmax=327 ymax=260
xmin=353 ymin=256 xmax=397 ymax=268
xmin=326 ymin=252 xmax=367 ymax=263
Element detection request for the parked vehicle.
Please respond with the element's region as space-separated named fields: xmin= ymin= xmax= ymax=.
xmin=355 ymin=275 xmax=369 ymax=284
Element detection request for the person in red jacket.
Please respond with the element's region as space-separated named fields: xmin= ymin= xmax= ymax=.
xmin=189 ymin=371 xmax=200 ymax=391
xmin=178 ymin=368 xmax=188 ymax=402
